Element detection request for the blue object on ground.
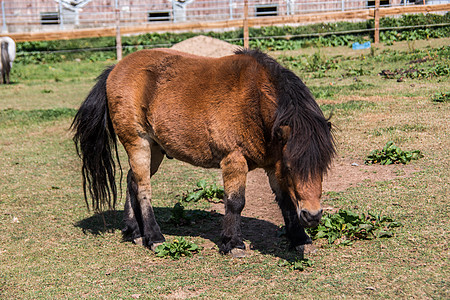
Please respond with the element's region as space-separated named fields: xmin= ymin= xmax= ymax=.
xmin=352 ymin=41 xmax=371 ymax=50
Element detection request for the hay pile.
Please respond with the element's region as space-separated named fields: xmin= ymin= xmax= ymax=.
xmin=171 ymin=35 xmax=241 ymax=57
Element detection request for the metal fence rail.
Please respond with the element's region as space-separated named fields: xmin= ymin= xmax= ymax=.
xmin=1 ymin=0 xmax=447 ymax=34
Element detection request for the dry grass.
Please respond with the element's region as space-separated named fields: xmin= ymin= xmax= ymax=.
xmin=0 ymin=39 xmax=448 ymax=299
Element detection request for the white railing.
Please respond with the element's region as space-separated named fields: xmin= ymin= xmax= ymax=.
xmin=1 ymin=0 xmax=441 ymax=33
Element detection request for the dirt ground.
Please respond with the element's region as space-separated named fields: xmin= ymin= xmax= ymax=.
xmin=208 ymin=157 xmax=418 ymax=230
xmin=238 ymin=158 xmax=418 ymax=225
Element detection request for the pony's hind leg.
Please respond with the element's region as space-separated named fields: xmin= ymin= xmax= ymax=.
xmin=122 ymin=138 xmax=165 ymax=249
xmin=220 ymin=151 xmax=248 ymax=255
xmin=122 ymin=170 xmax=140 ymax=242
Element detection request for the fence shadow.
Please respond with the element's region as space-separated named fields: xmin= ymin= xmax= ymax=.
xmin=75 ymin=207 xmax=301 ymax=260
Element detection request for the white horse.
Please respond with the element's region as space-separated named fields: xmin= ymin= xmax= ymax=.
xmin=0 ymin=36 xmax=16 ymax=84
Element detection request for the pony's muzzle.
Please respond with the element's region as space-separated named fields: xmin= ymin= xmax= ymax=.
xmin=299 ymin=209 xmax=322 ymax=228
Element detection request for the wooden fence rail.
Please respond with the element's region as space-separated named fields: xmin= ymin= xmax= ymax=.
xmin=1 ymin=3 xmax=448 ymax=43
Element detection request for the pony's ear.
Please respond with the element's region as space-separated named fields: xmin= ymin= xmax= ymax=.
xmin=275 ymin=125 xmax=291 ymax=144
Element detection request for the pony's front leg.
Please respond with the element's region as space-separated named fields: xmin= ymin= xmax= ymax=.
xmin=220 ymin=151 xmax=248 ymax=255
xmin=278 ymin=199 xmax=312 ymax=249
xmin=265 ymin=169 xmax=312 ymax=249
xmin=125 ymin=140 xmax=165 ymax=249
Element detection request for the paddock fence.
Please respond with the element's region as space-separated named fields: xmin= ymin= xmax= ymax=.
xmin=1 ymin=0 xmax=427 ymax=33
xmin=0 ymin=1 xmax=449 ymax=43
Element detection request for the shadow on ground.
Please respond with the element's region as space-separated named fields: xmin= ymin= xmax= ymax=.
xmin=75 ymin=207 xmax=301 ymax=260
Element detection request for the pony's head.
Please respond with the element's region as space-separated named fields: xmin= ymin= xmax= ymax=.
xmin=270 ymin=91 xmax=335 ymax=228
xmin=272 ymin=123 xmax=333 ymax=227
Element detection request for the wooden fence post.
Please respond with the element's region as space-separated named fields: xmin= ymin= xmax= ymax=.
xmin=374 ymin=0 xmax=380 ymax=44
xmin=243 ymin=0 xmax=249 ymax=49
xmin=115 ymin=8 xmax=122 ymax=61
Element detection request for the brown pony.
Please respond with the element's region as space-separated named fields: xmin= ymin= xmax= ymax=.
xmin=72 ymin=48 xmax=335 ymax=255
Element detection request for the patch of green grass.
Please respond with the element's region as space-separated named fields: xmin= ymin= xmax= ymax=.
xmin=370 ymin=124 xmax=427 ymax=136
xmin=311 ymin=86 xmax=336 ymax=99
xmin=343 ymin=82 xmax=376 ymax=91
xmin=344 ymin=66 xmax=372 ymax=77
xmin=320 ymin=100 xmax=376 ymax=112
xmin=11 ymin=60 xmax=112 ymax=83
xmin=0 ymin=108 xmax=77 ymax=127
xmin=280 ymin=52 xmax=342 ymax=78
xmin=373 ymin=45 xmax=449 ymax=64
xmin=311 ymin=83 xmax=377 ymax=100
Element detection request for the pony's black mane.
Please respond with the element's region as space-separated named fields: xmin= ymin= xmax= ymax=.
xmin=235 ymin=48 xmax=335 ymax=180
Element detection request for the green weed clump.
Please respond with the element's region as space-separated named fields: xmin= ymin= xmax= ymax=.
xmin=307 ymin=209 xmax=402 ymax=245
xmin=432 ymin=92 xmax=449 ymax=103
xmin=167 ymin=202 xmax=215 ymax=226
xmin=182 ymin=180 xmax=224 ymax=203
xmin=168 ymin=202 xmax=191 ymax=226
xmin=365 ymin=141 xmax=423 ymax=165
xmin=278 ymin=258 xmax=313 ymax=271
xmin=154 ymin=238 xmax=201 ymax=260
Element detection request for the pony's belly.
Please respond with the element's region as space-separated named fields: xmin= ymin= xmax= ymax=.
xmin=151 ymin=132 xmax=223 ymax=169
xmin=159 ymin=144 xmax=222 ymax=169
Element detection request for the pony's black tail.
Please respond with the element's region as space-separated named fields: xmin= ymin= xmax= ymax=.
xmin=71 ymin=65 xmax=121 ymax=212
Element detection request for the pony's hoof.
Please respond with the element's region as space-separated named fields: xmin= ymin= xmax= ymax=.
xmin=132 ymin=237 xmax=144 ymax=246
xmin=295 ymin=244 xmax=317 ymax=255
xmin=229 ymin=248 xmax=246 ymax=258
xmin=150 ymin=242 xmax=164 ymax=252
